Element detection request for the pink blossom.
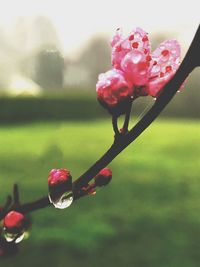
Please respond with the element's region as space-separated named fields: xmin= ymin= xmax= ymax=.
xmin=3 ymin=211 xmax=25 ymax=231
xmin=147 ymin=39 xmax=181 ymax=97
xmin=48 ymin=168 xmax=71 ymax=186
xmin=111 ymin=27 xmax=150 ymax=72
xmin=96 ymin=69 xmax=133 ymax=115
xmin=94 ymin=168 xmax=112 ymax=186
xmin=121 ymin=50 xmax=151 ymax=87
xmin=96 ymin=27 xmax=182 ymax=114
xmin=110 ymin=28 xmax=123 ymax=47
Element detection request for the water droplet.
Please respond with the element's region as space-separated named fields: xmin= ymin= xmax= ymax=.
xmin=139 ymin=69 xmax=147 ymax=75
xmin=132 ymin=51 xmax=142 ymax=64
xmin=4 ymin=231 xmax=25 ymax=243
xmin=15 ymin=233 xmax=25 ymax=244
xmin=151 ymin=65 xmax=160 ymax=74
xmin=153 ymin=98 xmax=157 ymax=101
xmin=161 ymin=54 xmax=170 ymax=62
xmin=49 ymin=191 xmax=73 ymax=209
xmin=177 ymin=90 xmax=180 ymax=93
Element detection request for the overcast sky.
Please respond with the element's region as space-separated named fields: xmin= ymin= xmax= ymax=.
xmin=0 ymin=0 xmax=199 ymax=56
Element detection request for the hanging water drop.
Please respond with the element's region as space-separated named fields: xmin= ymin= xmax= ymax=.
xmin=4 ymin=231 xmax=25 ymax=243
xmin=49 ymin=191 xmax=73 ymax=209
xmin=131 ymin=50 xmax=142 ymax=64
xmin=15 ymin=233 xmax=25 ymax=243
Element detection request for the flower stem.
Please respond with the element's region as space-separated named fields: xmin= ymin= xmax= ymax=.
xmin=122 ymin=102 xmax=132 ymax=133
xmin=112 ymin=115 xmax=120 ymax=136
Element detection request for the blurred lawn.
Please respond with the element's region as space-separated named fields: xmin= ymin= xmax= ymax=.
xmin=1 ymin=118 xmax=200 ymax=267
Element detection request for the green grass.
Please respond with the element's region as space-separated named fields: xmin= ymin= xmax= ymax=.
xmin=1 ymin=118 xmax=200 ymax=267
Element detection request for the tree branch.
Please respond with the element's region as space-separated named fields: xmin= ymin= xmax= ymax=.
xmin=73 ymin=24 xmax=200 ymax=190
xmin=1 ymin=24 xmax=200 ymax=215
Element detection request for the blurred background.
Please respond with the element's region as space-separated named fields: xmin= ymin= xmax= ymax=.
xmin=0 ymin=0 xmax=200 ymax=266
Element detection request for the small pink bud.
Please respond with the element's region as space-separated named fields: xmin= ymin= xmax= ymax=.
xmin=48 ymin=168 xmax=71 ymax=186
xmin=48 ymin=168 xmax=73 ymax=209
xmin=3 ymin=211 xmax=26 ymax=243
xmin=96 ymin=69 xmax=133 ymax=116
xmin=4 ymin=211 xmax=25 ymax=231
xmin=94 ymin=168 xmax=112 ymax=187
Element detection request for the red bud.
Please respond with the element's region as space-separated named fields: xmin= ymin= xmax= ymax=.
xmin=94 ymin=168 xmax=112 ymax=187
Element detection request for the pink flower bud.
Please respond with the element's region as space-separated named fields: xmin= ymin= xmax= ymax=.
xmin=96 ymin=69 xmax=133 ymax=116
xmin=97 ymin=27 xmax=184 ymax=102
xmin=4 ymin=211 xmax=25 ymax=231
xmin=95 ymin=168 xmax=112 ymax=187
xmin=48 ymin=168 xmax=71 ymax=186
xmin=110 ymin=27 xmax=123 ymax=47
xmin=3 ymin=211 xmax=26 ymax=243
xmin=48 ymin=168 xmax=73 ymax=209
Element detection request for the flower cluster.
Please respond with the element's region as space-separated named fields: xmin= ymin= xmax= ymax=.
xmin=96 ymin=27 xmax=182 ymax=116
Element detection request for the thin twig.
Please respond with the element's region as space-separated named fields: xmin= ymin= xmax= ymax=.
xmin=122 ymin=102 xmax=132 ymax=133
xmin=112 ymin=115 xmax=120 ymax=136
xmin=13 ymin=184 xmax=20 ymax=207
xmin=0 ymin=195 xmax=12 ymax=220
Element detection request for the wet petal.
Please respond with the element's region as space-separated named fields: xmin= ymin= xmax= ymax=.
xmin=96 ymin=68 xmax=132 ymax=106
xmin=148 ymin=39 xmax=181 ymax=97
xmin=121 ymin=50 xmax=150 ymax=86
xmin=111 ymin=27 xmax=151 ymax=70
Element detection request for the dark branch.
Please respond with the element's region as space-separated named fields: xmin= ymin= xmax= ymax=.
xmin=0 ymin=195 xmax=12 ymax=220
xmin=1 ymin=24 xmax=200 ymax=215
xmin=13 ymin=184 xmax=20 ymax=207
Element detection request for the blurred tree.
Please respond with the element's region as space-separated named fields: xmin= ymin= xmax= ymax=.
xmin=33 ymin=16 xmax=61 ymax=50
xmin=0 ymin=27 xmax=16 ymax=89
xmin=34 ymin=48 xmax=65 ymax=91
xmin=12 ymin=16 xmax=62 ymax=89
xmin=13 ymin=16 xmax=60 ymax=54
xmin=76 ymin=36 xmax=111 ymax=87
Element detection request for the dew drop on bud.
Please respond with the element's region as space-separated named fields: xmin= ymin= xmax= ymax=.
xmin=153 ymin=97 xmax=157 ymax=101
xmin=177 ymin=90 xmax=180 ymax=93
xmin=4 ymin=231 xmax=25 ymax=243
xmin=15 ymin=233 xmax=25 ymax=244
xmin=49 ymin=191 xmax=73 ymax=209
xmin=132 ymin=51 xmax=142 ymax=64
